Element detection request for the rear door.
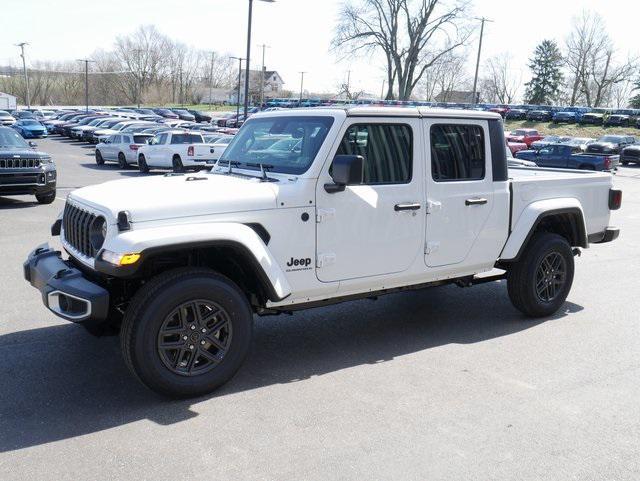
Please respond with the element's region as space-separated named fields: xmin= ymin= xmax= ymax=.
xmin=424 ymin=119 xmax=494 ymax=267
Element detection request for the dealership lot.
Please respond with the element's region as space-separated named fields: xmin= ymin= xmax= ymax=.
xmin=1 ymin=137 xmax=640 ymax=480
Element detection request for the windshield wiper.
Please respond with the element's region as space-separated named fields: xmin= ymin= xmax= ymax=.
xmin=216 ymin=159 xmax=241 ymax=174
xmin=246 ymin=162 xmax=275 ymax=181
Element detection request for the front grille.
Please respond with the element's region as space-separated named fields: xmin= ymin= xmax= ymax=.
xmin=0 ymin=158 xmax=40 ymax=168
xmin=63 ymin=202 xmax=98 ymax=258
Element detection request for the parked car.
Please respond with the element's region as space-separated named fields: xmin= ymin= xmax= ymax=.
xmin=506 ymin=129 xmax=544 ymax=147
xmin=530 ymin=135 xmax=572 ymax=150
xmin=579 ymin=113 xmax=604 ymax=125
xmin=12 ymin=111 xmax=37 ymax=120
xmin=552 ymin=112 xmax=577 ymax=124
xmin=170 ymin=109 xmax=196 ymax=121
xmin=526 ymin=110 xmax=553 ymax=122
xmin=136 ymin=130 xmax=216 ymax=172
xmin=133 ymin=109 xmax=164 ymax=121
xmin=94 ymin=121 xmax=151 ymax=143
xmin=209 ymin=136 xmax=234 ymax=162
xmin=83 ymin=118 xmax=128 ymax=143
xmin=23 ymin=108 xmax=621 ymax=398
xmin=12 ymin=119 xmax=48 ymax=138
xmin=505 ymin=109 xmax=527 ymax=120
xmin=187 ymin=110 xmax=213 ymax=123
xmin=516 ymin=143 xmax=619 ymax=171
xmin=0 ymin=110 xmax=16 ymax=126
xmin=586 ymin=135 xmax=636 ymax=155
xmin=152 ymin=108 xmax=180 ymax=119
xmin=0 ymin=126 xmax=56 ymax=203
xmin=620 ymin=144 xmax=640 ymax=165
xmin=604 ymin=114 xmax=630 ymax=127
xmin=70 ymin=117 xmax=112 ymax=140
xmin=564 ymin=137 xmax=594 ymax=151
xmin=95 ymin=133 xmax=155 ymax=168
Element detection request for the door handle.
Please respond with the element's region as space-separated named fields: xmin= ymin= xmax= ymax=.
xmin=465 ymin=198 xmax=488 ymax=206
xmin=394 ymin=202 xmax=421 ymax=211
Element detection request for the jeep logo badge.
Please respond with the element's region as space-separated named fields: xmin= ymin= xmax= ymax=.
xmin=285 ymin=257 xmax=312 ymax=272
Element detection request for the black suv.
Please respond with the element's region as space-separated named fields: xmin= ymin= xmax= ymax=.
xmin=0 ymin=127 xmax=56 ymax=204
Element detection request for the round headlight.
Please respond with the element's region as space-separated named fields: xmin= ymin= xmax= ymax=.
xmin=90 ymin=216 xmax=107 ymax=250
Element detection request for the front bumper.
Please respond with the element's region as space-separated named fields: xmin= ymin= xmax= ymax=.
xmin=23 ymin=245 xmax=110 ymax=325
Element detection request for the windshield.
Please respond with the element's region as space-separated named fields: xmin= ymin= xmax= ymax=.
xmin=512 ymin=129 xmax=528 ymax=136
xmin=598 ymin=136 xmax=622 ymax=143
xmin=0 ymin=129 xmax=29 ymax=149
xmin=21 ymin=120 xmax=40 ymax=126
xmin=219 ymin=116 xmax=334 ymax=175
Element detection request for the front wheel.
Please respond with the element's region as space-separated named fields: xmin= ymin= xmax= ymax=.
xmin=121 ymin=268 xmax=253 ymax=398
xmin=507 ymin=233 xmax=575 ymax=317
xmin=35 ymin=190 xmax=56 ymax=204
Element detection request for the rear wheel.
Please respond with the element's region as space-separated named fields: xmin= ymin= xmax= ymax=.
xmin=138 ymin=154 xmax=149 ymax=173
xmin=172 ymin=155 xmax=185 ymax=173
xmin=121 ymin=268 xmax=253 ymax=398
xmin=621 ymin=161 xmax=629 ymax=166
xmin=118 ymin=152 xmax=128 ymax=169
xmin=507 ymin=233 xmax=574 ymax=318
xmin=95 ymin=150 xmax=104 ymax=165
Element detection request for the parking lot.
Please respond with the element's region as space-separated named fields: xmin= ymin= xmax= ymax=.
xmin=1 ymin=136 xmax=640 ymax=480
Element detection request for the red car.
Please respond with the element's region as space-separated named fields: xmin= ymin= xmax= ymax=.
xmin=507 ymin=128 xmax=544 ymax=147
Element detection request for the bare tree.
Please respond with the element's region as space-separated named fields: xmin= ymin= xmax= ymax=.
xmin=480 ymin=53 xmax=520 ymax=104
xmin=610 ymin=78 xmax=636 ymax=108
xmin=333 ymin=0 xmax=472 ymax=100
xmin=416 ymin=50 xmax=470 ymax=101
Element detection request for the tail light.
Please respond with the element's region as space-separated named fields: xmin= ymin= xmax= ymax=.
xmin=609 ymin=189 xmax=622 ymax=210
xmin=187 ymin=146 xmax=194 ymax=156
xmin=604 ymin=157 xmax=612 ymax=170
xmin=129 ymin=144 xmax=139 ymax=151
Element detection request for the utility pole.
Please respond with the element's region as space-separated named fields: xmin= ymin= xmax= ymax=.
xmin=244 ymin=0 xmax=275 ymax=117
xmin=208 ymin=51 xmax=215 ymax=108
xmin=258 ymin=43 xmax=269 ymax=108
xmin=76 ymin=59 xmax=94 ymax=113
xmin=133 ymin=48 xmax=143 ymax=108
xmin=15 ymin=42 xmax=30 ymax=108
xmin=472 ymin=17 xmax=493 ymax=106
xmin=381 ymin=79 xmax=386 ymax=100
xmin=346 ymin=70 xmax=351 ymax=98
xmin=299 ymin=72 xmax=306 ymax=104
xmin=230 ymin=56 xmax=244 ymax=119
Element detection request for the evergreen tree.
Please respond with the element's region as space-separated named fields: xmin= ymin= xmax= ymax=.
xmin=524 ymin=40 xmax=564 ymax=105
xmin=630 ymin=76 xmax=640 ymax=108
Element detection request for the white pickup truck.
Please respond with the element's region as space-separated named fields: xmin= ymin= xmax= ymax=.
xmin=136 ymin=130 xmax=216 ymax=172
xmin=24 ymin=107 xmax=621 ymax=398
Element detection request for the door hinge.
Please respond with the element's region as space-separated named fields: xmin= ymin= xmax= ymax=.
xmin=425 ymin=241 xmax=440 ymax=255
xmin=316 ymin=208 xmax=336 ymax=223
xmin=426 ymin=200 xmax=442 ymax=214
xmin=316 ymin=253 xmax=336 ymax=268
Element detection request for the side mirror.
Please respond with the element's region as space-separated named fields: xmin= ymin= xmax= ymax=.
xmin=28 ymin=141 xmax=37 ymax=148
xmin=325 ymin=154 xmax=364 ymax=193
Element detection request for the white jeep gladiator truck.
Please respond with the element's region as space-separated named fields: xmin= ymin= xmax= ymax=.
xmin=136 ymin=130 xmax=215 ymax=173
xmin=24 ymin=107 xmax=621 ymax=398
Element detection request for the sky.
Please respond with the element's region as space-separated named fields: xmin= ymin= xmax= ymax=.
xmin=1 ymin=0 xmax=638 ymax=99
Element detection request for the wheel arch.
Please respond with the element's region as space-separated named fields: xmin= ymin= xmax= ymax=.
xmin=500 ymin=200 xmax=588 ymax=262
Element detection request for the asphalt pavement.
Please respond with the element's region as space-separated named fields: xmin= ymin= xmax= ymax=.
xmin=1 ymin=137 xmax=639 ymax=481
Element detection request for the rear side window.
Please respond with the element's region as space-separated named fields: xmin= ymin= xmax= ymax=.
xmin=336 ymin=124 xmax=412 ymax=184
xmin=431 ymin=124 xmax=485 ymax=181
xmin=171 ymin=134 xmax=203 ymax=144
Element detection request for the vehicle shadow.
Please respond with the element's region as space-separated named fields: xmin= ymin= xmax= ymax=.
xmin=79 ymin=162 xmax=164 ymax=176
xmin=0 ymin=282 xmax=583 ymax=452
xmin=0 ymin=197 xmax=39 ymax=209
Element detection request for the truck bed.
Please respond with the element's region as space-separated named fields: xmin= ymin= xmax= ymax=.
xmin=508 ymin=166 xmax=614 ymax=238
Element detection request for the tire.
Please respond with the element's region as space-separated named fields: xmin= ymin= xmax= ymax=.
xmin=172 ymin=155 xmax=185 ymax=173
xmin=120 ymin=268 xmax=253 ymax=398
xmin=35 ymin=190 xmax=56 ymax=204
xmin=95 ymin=150 xmax=104 ymax=165
xmin=138 ymin=154 xmax=149 ymax=173
xmin=507 ymin=233 xmax=575 ymax=318
xmin=621 ymin=161 xmax=629 ymax=166
xmin=118 ymin=152 xmax=128 ymax=169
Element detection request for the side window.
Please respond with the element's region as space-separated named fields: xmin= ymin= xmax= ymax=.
xmin=112 ymin=135 xmax=121 ymax=144
xmin=121 ymin=135 xmax=130 ymax=144
xmin=335 ymin=124 xmax=412 ymax=184
xmin=158 ymin=133 xmax=168 ymax=144
xmin=430 ymin=124 xmax=485 ymax=182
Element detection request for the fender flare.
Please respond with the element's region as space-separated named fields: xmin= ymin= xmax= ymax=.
xmin=97 ymin=222 xmax=292 ymax=301
xmin=500 ymin=198 xmax=588 ymax=261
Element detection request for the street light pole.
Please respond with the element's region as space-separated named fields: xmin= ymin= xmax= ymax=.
xmin=471 ymin=17 xmax=493 ymax=106
xmin=230 ymin=56 xmax=244 ymax=119
xmin=77 ymin=59 xmax=94 ymax=113
xmin=15 ymin=42 xmax=30 ymax=108
xmin=299 ymin=72 xmax=306 ymax=104
xmin=258 ymin=43 xmax=269 ymax=108
xmin=208 ymin=51 xmax=215 ymax=108
xmin=244 ymin=0 xmax=274 ymax=117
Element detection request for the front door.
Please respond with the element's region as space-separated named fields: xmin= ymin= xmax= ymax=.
xmin=424 ymin=120 xmax=494 ymax=267
xmin=315 ymin=119 xmax=424 ymax=282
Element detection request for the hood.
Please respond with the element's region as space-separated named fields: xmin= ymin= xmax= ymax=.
xmin=21 ymin=124 xmax=46 ymax=131
xmin=69 ymin=172 xmax=280 ymax=223
xmin=0 ymin=148 xmax=49 ymax=158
